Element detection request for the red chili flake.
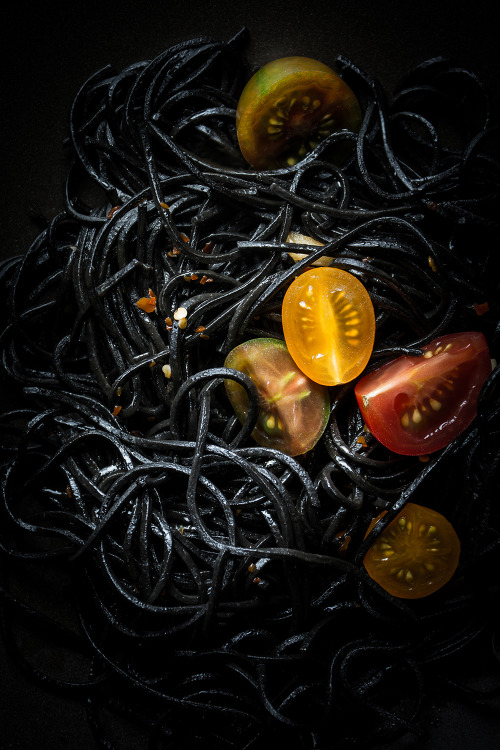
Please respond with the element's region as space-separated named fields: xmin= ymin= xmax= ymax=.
xmin=199 ymin=275 xmax=208 ymax=285
xmin=335 ymin=531 xmax=351 ymax=555
xmin=107 ymin=205 xmax=120 ymax=219
xmin=205 ymin=277 xmax=213 ymax=283
xmin=165 ymin=317 xmax=173 ymax=331
xmin=252 ymin=577 xmax=261 ymax=584
xmin=66 ymin=485 xmax=73 ymax=498
xmin=136 ymin=288 xmax=156 ymax=313
xmin=149 ymin=360 xmax=156 ymax=368
xmin=428 ymin=255 xmax=438 ymax=272
xmin=195 ymin=325 xmax=209 ymax=339
xmin=112 ymin=405 xmax=122 ymax=416
xmin=191 ymin=274 xmax=198 ymax=281
xmin=356 ymin=435 xmax=368 ymax=447
xmin=248 ymin=563 xmax=256 ymax=573
xmin=474 ymin=301 xmax=489 ymax=316
xmin=160 ymin=202 xmax=170 ymax=210
xmin=169 ymin=233 xmax=189 ymax=257
xmin=202 ymin=242 xmax=214 ymax=254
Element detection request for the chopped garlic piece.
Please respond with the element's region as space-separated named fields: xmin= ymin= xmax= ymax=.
xmin=285 ymin=231 xmax=333 ymax=266
xmin=173 ymin=307 xmax=187 ymax=320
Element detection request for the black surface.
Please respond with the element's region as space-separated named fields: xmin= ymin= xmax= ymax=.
xmin=1 ymin=1 xmax=499 ymax=748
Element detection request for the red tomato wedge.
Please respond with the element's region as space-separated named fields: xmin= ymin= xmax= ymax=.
xmin=224 ymin=338 xmax=330 ymax=456
xmin=355 ymin=332 xmax=491 ymax=455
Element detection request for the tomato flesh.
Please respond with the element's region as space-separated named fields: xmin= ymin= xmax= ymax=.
xmin=363 ymin=503 xmax=461 ymax=599
xmin=282 ymin=267 xmax=375 ymax=386
xmin=355 ymin=332 xmax=491 ymax=455
xmin=224 ymin=338 xmax=330 ymax=456
xmin=236 ymin=57 xmax=362 ymax=170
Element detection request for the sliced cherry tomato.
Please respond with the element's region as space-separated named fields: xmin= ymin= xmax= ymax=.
xmin=363 ymin=503 xmax=461 ymax=599
xmin=224 ymin=338 xmax=330 ymax=456
xmin=355 ymin=332 xmax=491 ymax=455
xmin=282 ymin=267 xmax=375 ymax=386
xmin=236 ymin=56 xmax=361 ymax=170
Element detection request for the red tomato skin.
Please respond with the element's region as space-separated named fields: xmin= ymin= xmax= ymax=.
xmin=355 ymin=332 xmax=491 ymax=455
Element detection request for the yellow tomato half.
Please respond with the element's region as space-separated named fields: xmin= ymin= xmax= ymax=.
xmin=363 ymin=504 xmax=461 ymax=599
xmin=282 ymin=267 xmax=375 ymax=386
xmin=224 ymin=338 xmax=330 ymax=456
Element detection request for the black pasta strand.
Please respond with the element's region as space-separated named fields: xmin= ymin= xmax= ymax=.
xmin=1 ymin=33 xmax=499 ymax=750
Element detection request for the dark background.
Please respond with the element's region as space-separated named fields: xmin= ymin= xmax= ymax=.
xmin=1 ymin=1 xmax=499 ymax=747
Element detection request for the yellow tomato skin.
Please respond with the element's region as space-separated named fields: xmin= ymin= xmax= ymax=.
xmin=236 ymin=57 xmax=361 ymax=170
xmin=282 ymin=267 xmax=375 ymax=386
xmin=363 ymin=504 xmax=461 ymax=599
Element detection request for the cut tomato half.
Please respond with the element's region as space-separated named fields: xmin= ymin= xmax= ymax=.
xmin=236 ymin=56 xmax=361 ymax=170
xmin=224 ymin=337 xmax=330 ymax=456
xmin=282 ymin=266 xmax=375 ymax=386
xmin=363 ymin=503 xmax=461 ymax=599
xmin=355 ymin=332 xmax=491 ymax=455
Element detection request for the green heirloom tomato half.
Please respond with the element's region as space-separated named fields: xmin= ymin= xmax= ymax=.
xmin=224 ymin=337 xmax=330 ymax=457
xmin=236 ymin=56 xmax=361 ymax=170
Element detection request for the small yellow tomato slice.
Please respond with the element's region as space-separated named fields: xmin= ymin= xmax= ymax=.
xmin=224 ymin=338 xmax=330 ymax=456
xmin=363 ymin=504 xmax=461 ymax=599
xmin=236 ymin=56 xmax=362 ymax=170
xmin=282 ymin=267 xmax=375 ymax=386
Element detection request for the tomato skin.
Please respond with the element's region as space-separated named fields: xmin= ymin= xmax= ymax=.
xmin=363 ymin=503 xmax=461 ymax=599
xmin=224 ymin=338 xmax=330 ymax=457
xmin=236 ymin=57 xmax=361 ymax=170
xmin=355 ymin=332 xmax=491 ymax=456
xmin=282 ymin=267 xmax=375 ymax=386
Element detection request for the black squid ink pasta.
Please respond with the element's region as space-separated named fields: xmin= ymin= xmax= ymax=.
xmin=1 ymin=29 xmax=499 ymax=749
